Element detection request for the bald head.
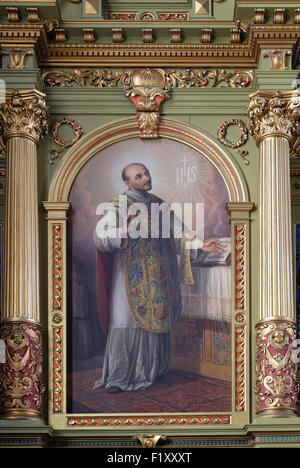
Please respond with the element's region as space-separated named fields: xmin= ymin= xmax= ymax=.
xmin=122 ymin=163 xmax=152 ymax=192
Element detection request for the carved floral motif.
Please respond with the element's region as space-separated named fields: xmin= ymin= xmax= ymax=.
xmin=43 ymin=69 xmax=253 ymax=89
xmin=0 ymin=322 xmax=44 ymax=418
xmin=0 ymin=90 xmax=48 ymax=143
xmin=248 ymin=90 xmax=300 ymax=144
xmin=126 ymin=87 xmax=169 ymax=138
xmin=255 ymin=320 xmax=297 ymax=415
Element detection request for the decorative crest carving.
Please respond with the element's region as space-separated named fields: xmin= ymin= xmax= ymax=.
xmin=134 ymin=434 xmax=167 ymax=448
xmin=123 ymin=69 xmax=170 ymax=138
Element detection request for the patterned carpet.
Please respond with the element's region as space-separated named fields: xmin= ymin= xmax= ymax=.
xmin=67 ymin=367 xmax=231 ymax=414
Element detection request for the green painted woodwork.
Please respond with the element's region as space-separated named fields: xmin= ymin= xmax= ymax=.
xmin=0 ymin=0 xmax=300 ymax=446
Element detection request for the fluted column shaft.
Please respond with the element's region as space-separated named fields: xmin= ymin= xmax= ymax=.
xmin=0 ymin=90 xmax=48 ymax=420
xmin=4 ymin=137 xmax=40 ymax=322
xmin=249 ymin=90 xmax=300 ymax=418
xmin=259 ymin=136 xmax=294 ymax=321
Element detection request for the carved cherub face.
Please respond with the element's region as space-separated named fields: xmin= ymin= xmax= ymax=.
xmin=270 ymin=329 xmax=288 ymax=349
xmin=7 ymin=330 xmax=28 ymax=349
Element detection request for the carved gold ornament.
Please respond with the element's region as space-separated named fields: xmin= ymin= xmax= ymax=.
xmin=0 ymin=90 xmax=48 ymax=144
xmin=254 ymin=8 xmax=265 ymax=24
xmin=134 ymin=434 xmax=167 ymax=448
xmin=112 ymin=28 xmax=124 ymax=43
xmin=235 ymin=225 xmax=246 ymax=310
xmin=140 ymin=12 xmax=156 ymax=21
xmin=235 ymin=324 xmax=246 ymax=411
xmin=2 ymin=48 xmax=34 ymax=70
xmin=6 ymin=7 xmax=19 ymax=23
xmin=107 ymin=12 xmax=138 ymax=21
xmin=263 ymin=50 xmax=292 ymax=71
xmin=0 ymin=322 xmax=44 ymax=419
xmin=274 ymin=8 xmax=285 ymax=24
xmin=255 ymin=320 xmax=297 ymax=416
xmin=294 ymin=8 xmax=300 ymax=24
xmin=50 ymin=118 xmax=83 ymax=163
xmin=67 ymin=415 xmax=231 ymax=427
xmin=217 ymin=119 xmax=250 ymax=165
xmin=126 ymin=87 xmax=169 ymax=138
xmin=158 ymin=13 xmax=188 ymax=21
xmin=27 ymin=7 xmax=40 ymax=23
xmin=201 ymin=28 xmax=212 ymax=43
xmin=83 ymin=28 xmax=95 ymax=43
xmin=248 ymin=90 xmax=300 ymax=145
xmin=123 ymin=69 xmax=170 ymax=138
xmin=0 ymin=137 xmax=5 ymax=158
xmin=43 ymin=68 xmax=253 ymax=89
xmin=51 ymin=224 xmax=64 ymax=413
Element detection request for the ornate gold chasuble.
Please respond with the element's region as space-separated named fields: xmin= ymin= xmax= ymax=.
xmin=111 ymin=193 xmax=193 ymax=333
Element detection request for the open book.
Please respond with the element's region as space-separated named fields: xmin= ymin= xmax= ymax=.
xmin=192 ymin=237 xmax=231 ymax=267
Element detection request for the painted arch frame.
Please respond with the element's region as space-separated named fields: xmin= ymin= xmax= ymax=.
xmin=44 ymin=117 xmax=253 ymax=431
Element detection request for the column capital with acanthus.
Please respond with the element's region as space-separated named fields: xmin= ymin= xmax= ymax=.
xmin=248 ymin=90 xmax=300 ymax=146
xmin=0 ymin=89 xmax=48 ymax=144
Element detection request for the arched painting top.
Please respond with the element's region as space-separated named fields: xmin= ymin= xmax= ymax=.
xmin=48 ymin=118 xmax=249 ymax=204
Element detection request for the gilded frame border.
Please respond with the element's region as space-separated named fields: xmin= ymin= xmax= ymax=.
xmin=44 ymin=118 xmax=253 ymax=431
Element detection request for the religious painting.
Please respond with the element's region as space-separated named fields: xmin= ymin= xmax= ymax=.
xmin=66 ymin=137 xmax=232 ymax=415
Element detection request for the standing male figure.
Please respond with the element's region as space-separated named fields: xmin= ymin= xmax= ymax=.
xmin=93 ymin=163 xmax=222 ymax=393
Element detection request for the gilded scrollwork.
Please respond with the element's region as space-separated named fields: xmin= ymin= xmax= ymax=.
xmin=53 ymin=325 xmax=63 ymax=413
xmin=43 ymin=69 xmax=123 ymax=88
xmin=51 ymin=223 xmax=64 ymax=413
xmin=52 ymin=224 xmax=63 ymax=311
xmin=67 ymin=415 xmax=231 ymax=427
xmin=255 ymin=320 xmax=297 ymax=416
xmin=43 ymin=68 xmax=253 ymax=89
xmin=235 ymin=225 xmax=245 ymax=310
xmin=235 ymin=325 xmax=246 ymax=412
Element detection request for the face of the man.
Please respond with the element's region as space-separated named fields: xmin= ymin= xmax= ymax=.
xmin=124 ymin=165 xmax=152 ymax=192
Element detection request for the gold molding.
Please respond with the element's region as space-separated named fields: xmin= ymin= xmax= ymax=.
xmin=0 ymin=23 xmax=299 ymax=67
xmin=44 ymin=119 xmax=252 ymax=430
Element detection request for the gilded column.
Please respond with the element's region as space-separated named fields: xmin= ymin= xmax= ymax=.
xmin=248 ymin=90 xmax=300 ymax=418
xmin=0 ymin=90 xmax=48 ymax=419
